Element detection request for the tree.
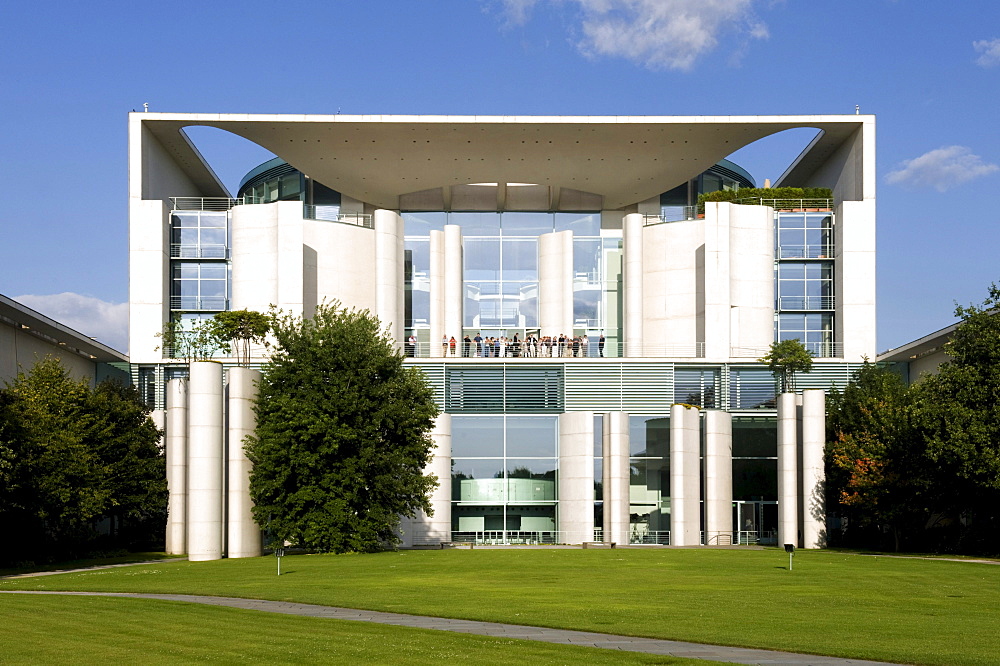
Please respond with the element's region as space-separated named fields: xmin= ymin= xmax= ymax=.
xmin=825 ymin=362 xmax=925 ymax=551
xmin=0 ymin=358 xmax=166 ymax=564
xmin=211 ymin=309 xmax=270 ymax=367
xmin=246 ymin=302 xmax=439 ymax=553
xmin=909 ymin=285 xmax=1000 ymax=552
xmin=155 ymin=318 xmax=226 ymax=363
xmin=759 ymin=338 xmax=813 ymax=392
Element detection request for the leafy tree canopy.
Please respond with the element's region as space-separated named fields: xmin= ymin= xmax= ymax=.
xmin=247 ymin=302 xmax=439 ymax=553
xmin=759 ymin=338 xmax=813 ymax=392
xmin=211 ymin=309 xmax=271 ymax=367
xmin=0 ymin=357 xmax=165 ymax=564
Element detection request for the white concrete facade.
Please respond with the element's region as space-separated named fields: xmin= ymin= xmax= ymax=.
xmin=130 ymin=114 xmax=866 ymax=549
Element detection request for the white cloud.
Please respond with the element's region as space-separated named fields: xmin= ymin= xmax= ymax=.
xmin=885 ymin=146 xmax=999 ymax=192
xmin=497 ymin=0 xmax=769 ymax=71
xmin=973 ymin=38 xmax=1000 ymax=67
xmin=13 ymin=292 xmax=128 ymax=353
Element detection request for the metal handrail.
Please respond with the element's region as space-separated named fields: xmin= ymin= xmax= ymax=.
xmin=170 ymin=197 xmax=247 ymax=211
xmin=169 ymin=244 xmax=229 ymax=259
xmin=778 ymin=245 xmax=834 ymax=260
xmin=404 ymin=341 xmax=706 ymax=359
xmin=778 ymin=296 xmax=836 ymax=311
xmin=450 ymin=530 xmax=563 ymax=545
xmin=644 ymin=206 xmax=699 ymax=225
xmin=303 ymin=205 xmax=374 ymax=228
xmin=730 ymin=342 xmax=843 ymax=359
xmin=629 ymin=530 xmax=670 ymax=545
xmin=736 ymin=198 xmax=833 ymax=211
xmin=169 ymin=296 xmax=229 ymax=311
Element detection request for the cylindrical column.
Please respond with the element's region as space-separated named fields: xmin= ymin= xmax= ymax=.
xmin=703 ymin=410 xmax=732 ymax=545
xmin=374 ymin=209 xmax=403 ymax=344
xmin=777 ymin=392 xmax=800 ymax=548
xmin=227 ymin=367 xmax=262 ymax=558
xmin=429 ymin=230 xmax=445 ymax=358
xmin=670 ymin=404 xmax=701 ymax=546
xmin=603 ymin=412 xmax=630 ymax=545
xmin=443 ymin=224 xmax=464 ymax=346
xmin=420 ymin=414 xmax=453 ymax=543
xmin=165 ymin=379 xmax=188 ymax=555
xmin=801 ymin=389 xmax=826 ymax=548
xmin=558 ymin=412 xmax=595 ymax=544
xmin=538 ymin=231 xmax=566 ymax=338
xmin=623 ymin=213 xmax=644 ymax=357
xmin=561 ymin=230 xmax=574 ymax=335
xmin=187 ymin=361 xmax=224 ymax=561
xmin=230 ymin=205 xmax=279 ymax=312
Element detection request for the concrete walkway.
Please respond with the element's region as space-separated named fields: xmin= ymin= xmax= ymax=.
xmin=1 ymin=590 xmax=899 ymax=665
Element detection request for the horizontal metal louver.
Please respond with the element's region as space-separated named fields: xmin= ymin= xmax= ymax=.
xmin=795 ymin=362 xmax=866 ymax=392
xmin=564 ymin=364 xmax=626 ymax=411
xmin=729 ymin=368 xmax=777 ymax=410
xmin=409 ymin=362 xmax=445 ymax=408
xmin=622 ymin=363 xmax=673 ymax=412
xmin=443 ymin=364 xmax=564 ymax=413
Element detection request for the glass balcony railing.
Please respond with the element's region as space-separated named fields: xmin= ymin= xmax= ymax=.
xmin=777 ymin=296 xmax=835 ymax=311
xmin=777 ymin=245 xmax=834 ymax=260
xmin=169 ymin=244 xmax=229 ymax=259
xmin=169 ymin=296 xmax=228 ymax=311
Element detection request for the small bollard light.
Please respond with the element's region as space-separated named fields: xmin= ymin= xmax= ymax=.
xmin=784 ymin=543 xmax=795 ymax=571
xmin=275 ymin=547 xmax=285 ymax=576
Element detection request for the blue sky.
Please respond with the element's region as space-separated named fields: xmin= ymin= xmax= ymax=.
xmin=2 ymin=0 xmax=998 ymax=354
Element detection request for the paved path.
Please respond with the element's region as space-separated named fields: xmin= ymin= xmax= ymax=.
xmin=1 ymin=590 xmax=899 ymax=665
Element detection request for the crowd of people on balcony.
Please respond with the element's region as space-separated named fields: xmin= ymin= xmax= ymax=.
xmin=405 ymin=333 xmax=607 ymax=358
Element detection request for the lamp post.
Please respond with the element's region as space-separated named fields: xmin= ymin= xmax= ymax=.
xmin=784 ymin=543 xmax=795 ymax=571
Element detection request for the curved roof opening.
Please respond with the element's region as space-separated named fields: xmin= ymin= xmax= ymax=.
xmin=723 ymin=127 xmax=822 ymax=188
xmin=183 ymin=126 xmax=276 ymax=196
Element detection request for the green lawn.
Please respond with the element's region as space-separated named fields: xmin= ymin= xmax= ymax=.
xmin=2 ymin=548 xmax=996 ymax=665
xmin=0 ymin=594 xmax=707 ymax=665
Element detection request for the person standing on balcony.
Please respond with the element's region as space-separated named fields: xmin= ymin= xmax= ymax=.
xmin=463 ymin=335 xmax=471 ymax=357
xmin=442 ymin=335 xmax=449 ymax=356
xmin=474 ymin=332 xmax=483 ymax=357
xmin=449 ymin=336 xmax=457 ymax=356
xmin=599 ymin=334 xmax=606 ymax=357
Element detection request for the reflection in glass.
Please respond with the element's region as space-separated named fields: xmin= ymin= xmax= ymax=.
xmin=452 ymin=416 xmax=503 ymax=457
xmin=505 ymin=416 xmax=557 ymax=457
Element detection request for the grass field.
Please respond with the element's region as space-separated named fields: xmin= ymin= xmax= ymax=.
xmin=0 ymin=594 xmax=711 ymax=665
xmin=2 ymin=548 xmax=997 ymax=665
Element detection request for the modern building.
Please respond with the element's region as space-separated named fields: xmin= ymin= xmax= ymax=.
xmin=129 ymin=114 xmax=875 ymax=553
xmin=1 ymin=293 xmax=128 ymax=386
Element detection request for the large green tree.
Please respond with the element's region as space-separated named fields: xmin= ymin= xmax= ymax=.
xmin=0 ymin=358 xmax=165 ymax=564
xmin=246 ymin=302 xmax=439 ymax=553
xmin=910 ymin=286 xmax=1000 ymax=551
xmin=826 ymin=362 xmax=926 ymax=551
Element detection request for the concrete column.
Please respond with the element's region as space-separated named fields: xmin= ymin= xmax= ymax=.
xmin=227 ymin=367 xmax=262 ymax=558
xmin=559 ymin=412 xmax=595 ymax=544
xmin=561 ymin=230 xmax=574 ymax=335
xmin=538 ymin=231 xmax=570 ymax=338
xmin=670 ymin=404 xmax=701 ymax=546
xmin=443 ymin=224 xmax=463 ymax=345
xmin=429 ymin=230 xmax=445 ymax=357
xmin=603 ymin=412 xmax=630 ymax=545
xmin=777 ymin=392 xmax=800 ymax=548
xmin=374 ymin=209 xmax=403 ymax=344
xmin=187 ymin=361 xmax=224 ymax=561
xmin=165 ymin=378 xmax=188 ymax=555
xmin=801 ymin=389 xmax=826 ymax=548
xmin=415 ymin=414 xmax=452 ymax=544
xmin=703 ymin=410 xmax=732 ymax=545
xmin=623 ymin=213 xmax=644 ymax=357
xmin=231 ymin=203 xmax=279 ymax=313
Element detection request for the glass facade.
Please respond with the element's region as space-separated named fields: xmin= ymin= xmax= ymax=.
xmin=169 ymin=210 xmax=230 ymax=314
xmin=402 ymin=211 xmax=622 ymax=349
xmin=628 ymin=416 xmax=671 ymax=542
xmin=451 ymin=415 xmax=558 ymax=540
xmin=774 ymin=211 xmax=836 ymax=357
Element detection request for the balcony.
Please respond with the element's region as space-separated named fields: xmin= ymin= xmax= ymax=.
xmin=403 ymin=341 xmax=706 ymax=359
xmin=777 ymin=296 xmax=835 ymax=311
xmin=737 ymin=198 xmax=833 ymax=211
xmin=170 ymin=197 xmax=248 ymax=211
xmin=169 ymin=244 xmax=229 ymax=259
xmin=731 ymin=342 xmax=843 ymax=359
xmin=169 ymin=296 xmax=228 ymax=311
xmin=303 ymin=205 xmax=373 ymax=228
xmin=777 ymin=245 xmax=834 ymax=260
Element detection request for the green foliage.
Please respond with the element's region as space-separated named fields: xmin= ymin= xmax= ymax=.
xmin=759 ymin=339 xmax=813 ymax=392
xmin=908 ymin=285 xmax=1000 ymax=551
xmin=698 ymin=186 xmax=834 ymax=205
xmin=0 ymin=357 xmax=165 ymax=564
xmin=210 ymin=309 xmax=270 ymax=367
xmin=825 ymin=362 xmax=925 ymax=550
xmin=247 ymin=302 xmax=439 ymax=553
xmin=155 ymin=318 xmax=226 ymax=363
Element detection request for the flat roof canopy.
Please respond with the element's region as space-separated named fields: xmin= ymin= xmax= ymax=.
xmin=138 ymin=114 xmax=871 ymax=210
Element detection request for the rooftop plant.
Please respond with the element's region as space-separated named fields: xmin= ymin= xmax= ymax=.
xmin=698 ymin=186 xmax=833 ymax=206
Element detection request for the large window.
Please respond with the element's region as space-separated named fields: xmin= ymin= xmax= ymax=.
xmin=451 ymin=415 xmax=558 ymax=539
xmin=777 ymin=262 xmax=833 ymax=311
xmin=170 ymin=211 xmax=228 ymax=259
xmin=170 ymin=261 xmax=228 ymax=311
xmin=776 ymin=313 xmax=833 ymax=357
xmin=776 ymin=213 xmax=832 ymax=259
xmin=628 ymin=415 xmax=671 ymax=540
